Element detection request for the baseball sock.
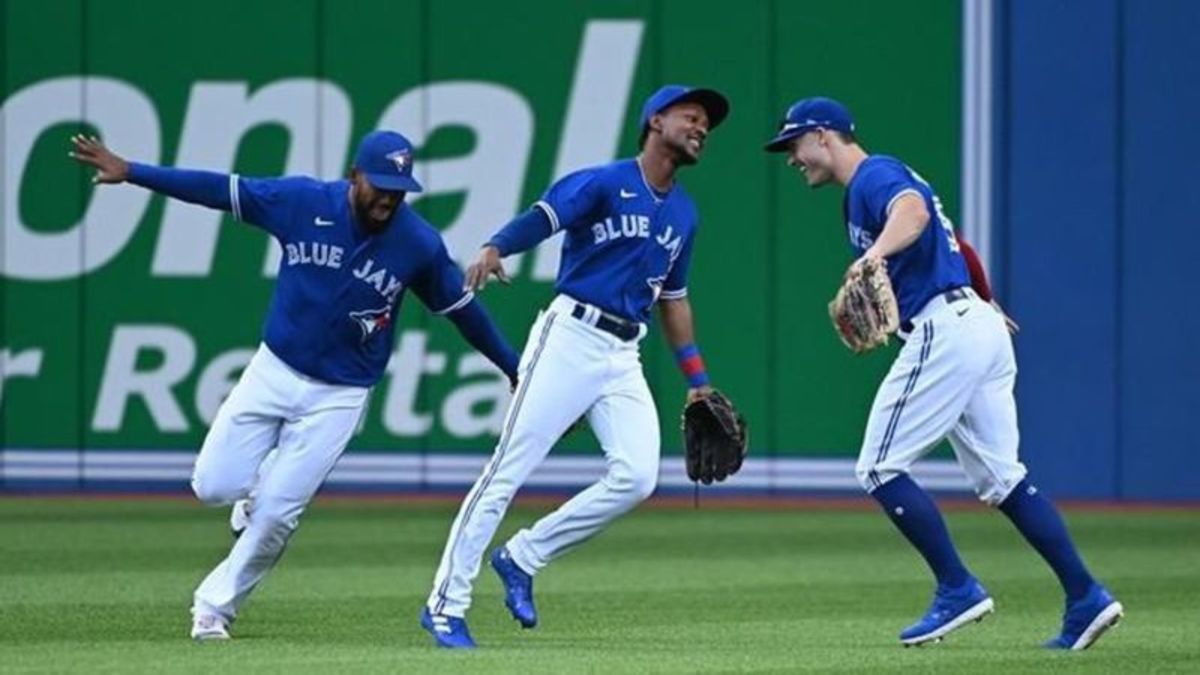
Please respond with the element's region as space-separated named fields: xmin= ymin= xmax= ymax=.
xmin=998 ymin=479 xmax=1095 ymax=601
xmin=872 ymin=473 xmax=971 ymax=588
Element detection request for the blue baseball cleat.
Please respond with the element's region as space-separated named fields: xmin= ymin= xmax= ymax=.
xmin=900 ymin=578 xmax=995 ymax=647
xmin=491 ymin=547 xmax=537 ymax=628
xmin=1044 ymin=583 xmax=1123 ymax=651
xmin=420 ymin=607 xmax=476 ymax=649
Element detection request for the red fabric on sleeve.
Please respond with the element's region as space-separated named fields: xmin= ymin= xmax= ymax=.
xmin=958 ymin=238 xmax=994 ymax=302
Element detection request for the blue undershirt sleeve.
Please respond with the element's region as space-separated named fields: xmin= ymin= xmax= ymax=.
xmin=486 ymin=207 xmax=554 ymax=257
xmin=445 ymin=300 xmax=520 ymax=385
xmin=127 ymin=163 xmax=233 ymax=211
xmin=127 ymin=163 xmax=305 ymax=239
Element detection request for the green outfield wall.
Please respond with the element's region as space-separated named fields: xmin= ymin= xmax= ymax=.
xmin=1 ymin=0 xmax=960 ymax=464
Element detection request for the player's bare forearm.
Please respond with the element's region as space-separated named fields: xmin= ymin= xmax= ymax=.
xmin=865 ymin=194 xmax=929 ymax=259
xmin=658 ymin=296 xmax=697 ymax=349
xmin=659 ymin=297 xmax=712 ymax=401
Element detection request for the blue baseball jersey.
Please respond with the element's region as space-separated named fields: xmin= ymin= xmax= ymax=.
xmin=231 ymin=176 xmax=472 ymax=386
xmin=843 ymin=155 xmax=969 ymax=322
xmin=534 ymin=159 xmax=698 ymax=323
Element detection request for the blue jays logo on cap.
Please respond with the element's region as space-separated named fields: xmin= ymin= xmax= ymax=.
xmin=764 ymin=97 xmax=855 ymax=152
xmin=387 ymin=150 xmax=410 ymax=173
xmin=354 ymin=130 xmax=424 ymax=193
xmin=639 ymin=84 xmax=730 ymax=132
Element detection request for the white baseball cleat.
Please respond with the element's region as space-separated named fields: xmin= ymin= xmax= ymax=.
xmin=229 ymin=499 xmax=251 ymax=538
xmin=191 ymin=613 xmax=231 ymax=641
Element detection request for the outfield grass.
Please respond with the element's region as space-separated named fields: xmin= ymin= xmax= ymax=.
xmin=0 ymin=497 xmax=1196 ymax=673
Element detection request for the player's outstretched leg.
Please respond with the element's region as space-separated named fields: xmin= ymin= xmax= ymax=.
xmin=499 ymin=365 xmax=659 ymax=625
xmin=997 ymin=480 xmax=1123 ymax=649
xmin=951 ymin=329 xmax=1124 ymax=651
xmin=490 ymin=546 xmax=537 ymax=628
xmin=870 ymin=474 xmax=994 ymax=646
xmin=855 ymin=318 xmax=995 ymax=645
xmin=192 ymin=398 xmax=362 ymax=638
xmin=423 ymin=310 xmax=598 ymax=646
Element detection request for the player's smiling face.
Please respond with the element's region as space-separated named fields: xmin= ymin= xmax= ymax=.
xmin=350 ymin=170 xmax=404 ymax=234
xmin=786 ymin=130 xmax=834 ymax=187
xmin=654 ymin=102 xmax=710 ymax=165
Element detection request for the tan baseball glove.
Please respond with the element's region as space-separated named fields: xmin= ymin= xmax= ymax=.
xmin=828 ymin=257 xmax=900 ymax=353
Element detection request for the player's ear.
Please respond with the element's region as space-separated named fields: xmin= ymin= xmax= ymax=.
xmin=650 ymin=113 xmax=664 ymax=135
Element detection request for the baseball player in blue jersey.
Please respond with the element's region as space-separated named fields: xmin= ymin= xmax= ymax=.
xmin=765 ymin=97 xmax=1123 ymax=650
xmin=418 ymin=85 xmax=729 ymax=648
xmin=70 ymin=131 xmax=519 ymax=641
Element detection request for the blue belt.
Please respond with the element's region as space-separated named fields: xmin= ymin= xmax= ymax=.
xmin=571 ymin=303 xmax=640 ymax=341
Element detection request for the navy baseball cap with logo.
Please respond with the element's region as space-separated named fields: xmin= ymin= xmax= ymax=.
xmin=639 ymin=84 xmax=730 ymax=133
xmin=763 ymin=97 xmax=855 ymax=152
xmin=353 ymin=130 xmax=423 ymax=193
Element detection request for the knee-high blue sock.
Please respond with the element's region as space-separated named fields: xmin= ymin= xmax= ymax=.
xmin=872 ymin=474 xmax=970 ymax=588
xmin=998 ymin=479 xmax=1095 ymax=601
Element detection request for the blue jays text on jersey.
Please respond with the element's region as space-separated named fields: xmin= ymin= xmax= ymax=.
xmin=842 ymin=155 xmax=969 ymax=322
xmin=231 ymin=176 xmax=472 ymax=386
xmin=534 ymin=159 xmax=697 ymax=323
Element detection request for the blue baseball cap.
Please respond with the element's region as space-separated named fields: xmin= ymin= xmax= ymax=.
xmin=763 ymin=97 xmax=855 ymax=152
xmin=639 ymin=84 xmax=730 ymax=133
xmin=353 ymin=130 xmax=423 ymax=193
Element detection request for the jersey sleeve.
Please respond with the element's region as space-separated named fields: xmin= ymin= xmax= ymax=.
xmin=231 ymin=176 xmax=314 ymax=240
xmin=660 ymin=228 xmax=696 ymax=300
xmin=533 ymin=167 xmax=606 ymax=233
xmin=411 ymin=238 xmax=475 ymax=315
xmin=856 ymin=161 xmax=923 ymax=227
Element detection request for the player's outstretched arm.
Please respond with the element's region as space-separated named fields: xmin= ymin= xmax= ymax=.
xmin=463 ymin=207 xmax=557 ymax=291
xmin=69 ymin=134 xmax=236 ymax=213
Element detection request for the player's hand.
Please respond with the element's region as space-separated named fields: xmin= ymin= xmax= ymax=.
xmin=68 ymin=134 xmax=130 ymax=184
xmin=848 ymin=251 xmax=885 ymax=279
xmin=991 ymin=299 xmax=1020 ymax=335
xmin=686 ymin=385 xmax=713 ymax=405
xmin=859 ymin=248 xmax=886 ymax=264
xmin=464 ymin=245 xmax=510 ymax=292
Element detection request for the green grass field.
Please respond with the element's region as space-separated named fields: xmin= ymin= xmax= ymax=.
xmin=1 ymin=497 xmax=1196 ymax=673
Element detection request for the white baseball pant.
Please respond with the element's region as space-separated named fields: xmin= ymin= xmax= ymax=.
xmin=427 ymin=295 xmax=660 ymax=618
xmin=857 ymin=288 xmax=1028 ymax=504
xmin=190 ymin=344 xmax=367 ymax=620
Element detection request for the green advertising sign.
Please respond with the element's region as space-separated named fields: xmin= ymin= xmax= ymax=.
xmin=2 ymin=1 xmax=961 ymax=476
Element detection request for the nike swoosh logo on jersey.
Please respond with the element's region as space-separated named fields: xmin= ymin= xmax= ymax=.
xmin=619 ymin=189 xmax=638 ymax=199
xmin=314 ymin=216 xmax=335 ymax=226
xmin=956 ymin=308 xmax=970 ymax=317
